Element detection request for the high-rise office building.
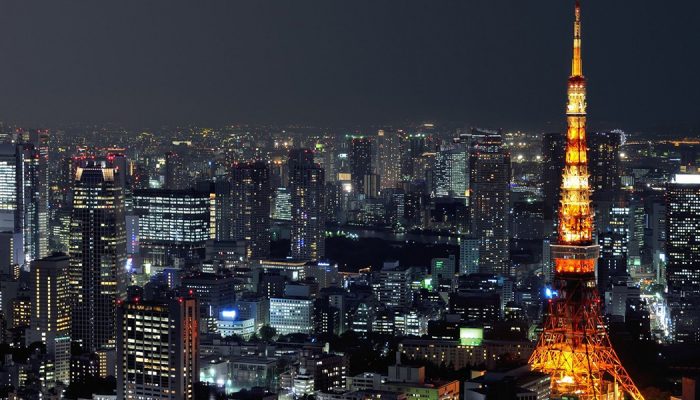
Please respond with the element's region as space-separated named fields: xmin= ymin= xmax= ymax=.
xmin=70 ymin=160 xmax=127 ymax=351
xmin=649 ymin=199 xmax=667 ymax=284
xmin=269 ymin=297 xmax=314 ymax=335
xmin=164 ymin=151 xmax=186 ymax=190
xmin=196 ymin=181 xmax=232 ymax=241
xmin=459 ymin=237 xmax=480 ymax=276
xmin=117 ymin=297 xmax=199 ymax=400
xmin=597 ymin=231 xmax=627 ymax=300
xmin=469 ymin=135 xmax=511 ymax=276
xmin=289 ymin=149 xmax=325 ymax=261
xmin=435 ymin=146 xmax=467 ymax=198
xmin=350 ymin=137 xmax=373 ymax=195
xmin=28 ymin=254 xmax=72 ymax=386
xmin=133 ymin=189 xmax=210 ymax=267
xmin=23 ymin=130 xmax=50 ymax=260
xmin=108 ymin=152 xmax=130 ymax=193
xmin=374 ymin=261 xmax=413 ymax=309
xmin=232 ymin=161 xmax=271 ymax=260
xmin=376 ymin=129 xmax=401 ymax=189
xmin=511 ymin=201 xmax=545 ymax=240
xmin=273 ymin=187 xmax=292 ymax=221
xmin=181 ymin=272 xmax=237 ymax=329
xmin=0 ymin=143 xmax=48 ymax=267
xmin=589 ymin=131 xmax=625 ymax=259
xmin=595 ymin=193 xmax=630 ymax=297
xmin=627 ymin=196 xmax=646 ymax=272
xmin=362 ymin=173 xmax=381 ymax=199
xmin=666 ymin=170 xmax=700 ymax=343
xmin=403 ymin=133 xmax=428 ymax=182
xmin=588 ymin=130 xmax=622 ymax=201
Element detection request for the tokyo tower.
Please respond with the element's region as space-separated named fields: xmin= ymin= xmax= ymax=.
xmin=528 ymin=1 xmax=645 ymax=399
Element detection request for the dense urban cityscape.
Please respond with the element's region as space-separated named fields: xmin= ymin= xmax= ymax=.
xmin=0 ymin=1 xmax=698 ymax=400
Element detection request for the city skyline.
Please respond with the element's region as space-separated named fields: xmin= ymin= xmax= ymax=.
xmin=0 ymin=1 xmax=696 ymax=132
xmin=0 ymin=1 xmax=698 ymax=399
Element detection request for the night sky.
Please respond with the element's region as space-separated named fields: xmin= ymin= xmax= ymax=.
xmin=0 ymin=0 xmax=697 ymax=132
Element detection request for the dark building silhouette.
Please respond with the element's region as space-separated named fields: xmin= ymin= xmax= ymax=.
xmin=232 ymin=161 xmax=271 ymax=260
xmin=588 ymin=131 xmax=622 ymax=201
xmin=164 ymin=151 xmax=186 ymax=190
xmin=469 ymin=135 xmax=511 ymax=276
xmin=288 ymin=149 xmax=325 ymax=261
xmin=350 ymin=137 xmax=372 ymax=195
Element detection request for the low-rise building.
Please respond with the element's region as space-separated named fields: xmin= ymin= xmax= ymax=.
xmin=399 ymin=338 xmax=533 ymax=370
xmin=269 ymin=297 xmax=314 ymax=335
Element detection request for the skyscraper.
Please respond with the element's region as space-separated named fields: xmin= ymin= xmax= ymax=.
xmin=23 ymin=130 xmax=50 ymax=259
xmin=289 ymin=149 xmax=325 ymax=261
xmin=459 ymin=237 xmax=479 ymax=276
xmin=164 ymin=151 xmax=186 ymax=190
xmin=596 ymin=193 xmax=630 ymax=297
xmin=404 ymin=133 xmax=428 ymax=182
xmin=70 ymin=160 xmax=127 ymax=351
xmin=232 ymin=161 xmax=271 ymax=260
xmin=273 ymin=187 xmax=292 ymax=221
xmin=469 ymin=135 xmax=510 ymax=276
xmin=196 ymin=180 xmax=233 ymax=241
xmin=117 ymin=297 xmax=199 ymax=399
xmin=529 ymin=3 xmax=643 ymax=399
xmin=666 ymin=169 xmax=700 ymax=343
xmin=28 ymin=254 xmax=72 ymax=386
xmin=435 ymin=146 xmax=467 ymax=198
xmin=376 ymin=129 xmax=401 ymax=190
xmin=133 ymin=189 xmax=210 ymax=267
xmin=0 ymin=143 xmax=48 ymax=267
xmin=588 ymin=130 xmax=622 ymax=201
xmin=350 ymin=137 xmax=372 ymax=195
xmin=597 ymin=231 xmax=627 ymax=299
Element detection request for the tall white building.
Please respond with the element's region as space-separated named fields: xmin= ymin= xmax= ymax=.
xmin=0 ymin=143 xmax=48 ymax=267
xmin=435 ymin=146 xmax=467 ymax=198
xmin=666 ymin=170 xmax=700 ymax=343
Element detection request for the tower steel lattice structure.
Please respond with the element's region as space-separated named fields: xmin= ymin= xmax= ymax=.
xmin=528 ymin=2 xmax=645 ymax=399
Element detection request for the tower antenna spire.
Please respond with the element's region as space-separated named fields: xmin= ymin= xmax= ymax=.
xmin=571 ymin=0 xmax=583 ymax=77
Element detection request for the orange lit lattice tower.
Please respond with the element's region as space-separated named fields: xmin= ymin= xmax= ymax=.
xmin=528 ymin=2 xmax=644 ymax=399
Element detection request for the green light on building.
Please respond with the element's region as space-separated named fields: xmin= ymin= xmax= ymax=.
xmin=459 ymin=327 xmax=483 ymax=346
